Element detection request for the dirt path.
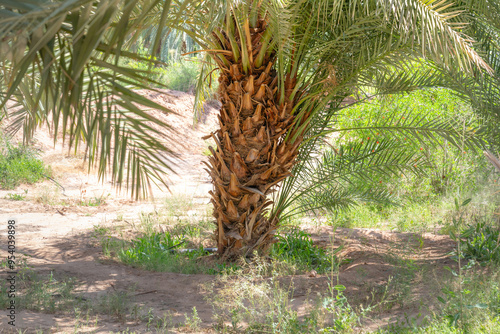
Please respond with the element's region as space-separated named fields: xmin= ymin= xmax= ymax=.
xmin=0 ymin=90 xmax=457 ymax=333
xmin=15 ymin=215 xmax=215 ymax=332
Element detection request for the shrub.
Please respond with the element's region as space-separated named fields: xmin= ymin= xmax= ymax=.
xmin=163 ymin=61 xmax=199 ymax=92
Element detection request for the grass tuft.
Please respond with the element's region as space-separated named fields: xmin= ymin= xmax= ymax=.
xmin=270 ymin=228 xmax=339 ymax=274
xmin=117 ymin=231 xmax=210 ymax=274
xmin=0 ymin=142 xmax=49 ymax=189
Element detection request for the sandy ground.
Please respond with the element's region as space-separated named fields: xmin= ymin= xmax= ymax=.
xmin=0 ymin=90 xmax=457 ymax=333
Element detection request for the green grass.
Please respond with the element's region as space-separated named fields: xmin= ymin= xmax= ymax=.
xmin=380 ymin=315 xmax=500 ymax=333
xmin=0 ymin=258 xmax=156 ymax=327
xmin=0 ymin=142 xmax=49 ymax=189
xmin=94 ymin=204 xmax=222 ymax=274
xmin=326 ymin=174 xmax=500 ymax=234
xmin=163 ymin=193 xmax=198 ymax=217
xmin=117 ymin=231 xmax=210 ymax=273
xmin=0 ymin=258 xmax=81 ymax=314
xmin=98 ymin=208 xmax=345 ymax=276
xmin=329 ymin=197 xmax=456 ymax=232
xmin=205 ymin=259 xmax=363 ymax=333
xmin=270 ymin=228 xmax=340 ymax=274
xmin=325 ymin=88 xmax=492 ymax=231
xmin=90 ymin=195 xmax=227 ymax=275
xmin=79 ymin=194 xmax=108 ymax=207
xmin=379 ymin=267 xmax=500 ymax=333
xmin=124 ymin=56 xmax=217 ymax=94
xmin=110 ymin=222 xmax=341 ymax=276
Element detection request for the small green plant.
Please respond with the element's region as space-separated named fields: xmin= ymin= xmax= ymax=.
xmin=92 ymin=224 xmax=111 ymax=238
xmin=96 ymin=291 xmax=132 ymax=319
xmin=5 ymin=190 xmax=27 ymax=201
xmin=120 ymin=231 xmax=184 ymax=261
xmin=320 ymin=284 xmax=359 ymax=332
xmin=184 ymin=306 xmax=201 ymax=331
xmin=206 ymin=269 xmax=306 ymax=333
xmin=436 ymin=198 xmax=497 ymax=330
xmin=458 ymin=221 xmax=500 ymax=265
xmin=164 ymin=194 xmax=196 ymax=218
xmin=35 ymin=185 xmax=60 ymax=205
xmin=0 ymin=260 xmax=82 ymax=314
xmin=205 ymin=259 xmax=365 ymax=333
xmin=79 ymin=194 xmax=108 ymax=207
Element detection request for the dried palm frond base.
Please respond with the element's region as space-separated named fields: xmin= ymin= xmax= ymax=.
xmin=204 ymin=14 xmax=302 ymax=259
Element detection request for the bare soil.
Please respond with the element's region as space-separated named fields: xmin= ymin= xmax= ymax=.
xmin=0 ymin=90 xmax=456 ymax=333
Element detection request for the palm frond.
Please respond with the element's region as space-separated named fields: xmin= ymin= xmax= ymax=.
xmin=277 ymin=138 xmax=428 ymax=220
xmin=0 ymin=0 xmax=187 ymax=198
xmin=271 ymin=100 xmax=484 ymax=221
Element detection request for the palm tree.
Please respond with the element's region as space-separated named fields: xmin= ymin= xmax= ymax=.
xmin=171 ymin=0 xmax=491 ymax=258
xmin=1 ymin=0 xmax=494 ymax=260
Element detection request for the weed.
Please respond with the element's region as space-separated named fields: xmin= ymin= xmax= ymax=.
xmin=34 ymin=185 xmax=61 ymax=205
xmin=205 ymin=258 xmax=366 ymax=333
xmin=459 ymin=220 xmax=500 ymax=264
xmin=0 ymin=261 xmax=82 ymax=314
xmin=163 ymin=61 xmax=200 ymax=92
xmin=92 ymin=224 xmax=111 ymax=238
xmin=117 ymin=231 xmax=210 ymax=274
xmin=206 ymin=269 xmax=306 ymax=333
xmin=417 ymin=270 xmax=500 ymax=334
xmin=96 ymin=291 xmax=132 ymax=319
xmin=79 ymin=193 xmax=109 ymax=207
xmin=429 ymin=198 xmax=500 ymax=332
xmin=125 ymin=57 xmax=207 ymax=93
xmin=164 ymin=193 xmax=196 ymax=218
xmin=138 ymin=211 xmax=162 ymax=235
xmin=92 ymin=207 xmax=219 ymax=274
xmin=120 ymin=231 xmax=184 ymax=261
xmin=320 ymin=284 xmax=359 ymax=332
xmin=184 ymin=306 xmax=202 ymax=331
xmin=5 ymin=190 xmax=27 ymax=200
xmin=203 ymin=142 xmax=213 ymax=156
xmin=0 ymin=142 xmax=49 ymax=189
xmin=142 ymin=309 xmax=175 ymax=332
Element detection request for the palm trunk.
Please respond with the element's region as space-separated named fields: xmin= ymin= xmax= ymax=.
xmin=204 ymin=12 xmax=303 ymax=258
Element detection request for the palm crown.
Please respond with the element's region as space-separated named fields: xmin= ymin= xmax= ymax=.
xmin=170 ymin=0 xmax=492 ymax=257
